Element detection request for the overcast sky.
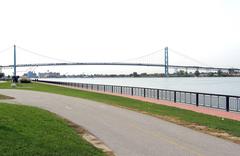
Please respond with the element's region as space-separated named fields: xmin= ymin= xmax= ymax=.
xmin=0 ymin=0 xmax=240 ymax=75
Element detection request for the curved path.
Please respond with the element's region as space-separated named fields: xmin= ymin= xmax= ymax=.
xmin=0 ymin=89 xmax=239 ymax=156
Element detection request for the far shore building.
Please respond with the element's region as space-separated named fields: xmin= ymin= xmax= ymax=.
xmin=23 ymin=71 xmax=37 ymax=78
xmin=38 ymin=72 xmax=61 ymax=78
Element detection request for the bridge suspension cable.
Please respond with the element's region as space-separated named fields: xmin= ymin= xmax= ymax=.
xmin=0 ymin=46 xmax=12 ymax=54
xmin=17 ymin=67 xmax=35 ymax=73
xmin=16 ymin=46 xmax=74 ymax=63
xmin=12 ymin=45 xmax=166 ymax=65
xmin=168 ymin=48 xmax=209 ymax=67
xmin=121 ymin=49 xmax=164 ymax=63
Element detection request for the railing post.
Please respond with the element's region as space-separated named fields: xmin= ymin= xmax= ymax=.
xmin=157 ymin=89 xmax=159 ymax=99
xmin=226 ymin=96 xmax=230 ymax=112
xmin=144 ymin=88 xmax=146 ymax=97
xmin=112 ymin=86 xmax=113 ymax=93
xmin=120 ymin=86 xmax=122 ymax=94
xmin=103 ymin=85 xmax=105 ymax=92
xmin=196 ymin=93 xmax=199 ymax=106
xmin=131 ymin=87 xmax=133 ymax=96
xmin=97 ymin=85 xmax=99 ymax=91
xmin=174 ymin=91 xmax=176 ymax=103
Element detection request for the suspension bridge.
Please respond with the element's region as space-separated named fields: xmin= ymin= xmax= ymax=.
xmin=0 ymin=45 xmax=239 ymax=78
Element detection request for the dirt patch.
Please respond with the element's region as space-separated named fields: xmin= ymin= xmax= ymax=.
xmin=65 ymin=119 xmax=115 ymax=156
xmin=0 ymin=94 xmax=14 ymax=100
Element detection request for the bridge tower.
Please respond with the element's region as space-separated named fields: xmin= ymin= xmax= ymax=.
xmin=14 ymin=45 xmax=16 ymax=77
xmin=12 ymin=45 xmax=17 ymax=83
xmin=164 ymin=47 xmax=169 ymax=77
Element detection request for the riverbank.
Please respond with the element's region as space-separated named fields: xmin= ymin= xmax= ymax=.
xmin=0 ymin=81 xmax=240 ymax=144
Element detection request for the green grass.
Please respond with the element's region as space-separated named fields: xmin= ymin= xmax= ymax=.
xmin=1 ymin=81 xmax=240 ymax=138
xmin=0 ymin=103 xmax=105 ymax=156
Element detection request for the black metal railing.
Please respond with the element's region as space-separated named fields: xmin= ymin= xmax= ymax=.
xmin=36 ymin=80 xmax=240 ymax=112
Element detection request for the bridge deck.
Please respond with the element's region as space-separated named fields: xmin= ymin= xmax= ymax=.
xmin=1 ymin=62 xmax=239 ymax=71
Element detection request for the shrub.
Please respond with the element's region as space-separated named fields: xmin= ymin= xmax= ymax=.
xmin=19 ymin=77 xmax=31 ymax=83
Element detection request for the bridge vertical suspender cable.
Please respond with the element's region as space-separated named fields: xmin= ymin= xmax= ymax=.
xmin=164 ymin=47 xmax=169 ymax=77
xmin=14 ymin=45 xmax=16 ymax=79
xmin=16 ymin=46 xmax=74 ymax=63
xmin=0 ymin=46 xmax=12 ymax=54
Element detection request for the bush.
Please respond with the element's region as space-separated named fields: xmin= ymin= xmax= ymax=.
xmin=19 ymin=77 xmax=31 ymax=83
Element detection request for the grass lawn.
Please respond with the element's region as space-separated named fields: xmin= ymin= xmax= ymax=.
xmin=0 ymin=103 xmax=106 ymax=156
xmin=0 ymin=81 xmax=240 ymax=140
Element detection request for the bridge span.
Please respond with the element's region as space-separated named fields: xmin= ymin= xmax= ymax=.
xmin=1 ymin=45 xmax=240 ymax=77
xmin=1 ymin=62 xmax=239 ymax=72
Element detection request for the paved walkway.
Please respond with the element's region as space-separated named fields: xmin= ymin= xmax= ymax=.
xmin=58 ymin=84 xmax=240 ymax=121
xmin=0 ymin=89 xmax=240 ymax=156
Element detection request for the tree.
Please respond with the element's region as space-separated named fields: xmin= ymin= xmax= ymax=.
xmin=140 ymin=73 xmax=147 ymax=77
xmin=132 ymin=72 xmax=138 ymax=77
xmin=177 ymin=70 xmax=185 ymax=77
xmin=228 ymin=69 xmax=235 ymax=75
xmin=0 ymin=73 xmax=4 ymax=78
xmin=217 ymin=70 xmax=223 ymax=77
xmin=194 ymin=70 xmax=200 ymax=77
xmin=207 ymin=72 xmax=214 ymax=77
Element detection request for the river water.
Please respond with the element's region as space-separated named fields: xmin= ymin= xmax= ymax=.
xmin=40 ymin=77 xmax=240 ymax=96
